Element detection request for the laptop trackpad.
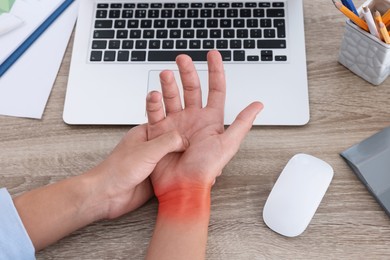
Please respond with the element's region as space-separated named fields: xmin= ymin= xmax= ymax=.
xmin=147 ymin=70 xmax=209 ymax=105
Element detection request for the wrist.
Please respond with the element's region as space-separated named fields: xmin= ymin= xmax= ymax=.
xmin=157 ymin=183 xmax=212 ymax=222
xmin=75 ymin=170 xmax=110 ymax=222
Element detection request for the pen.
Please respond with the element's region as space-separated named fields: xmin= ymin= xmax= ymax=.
xmin=332 ymin=0 xmax=369 ymax=32
xmin=378 ymin=22 xmax=390 ymax=43
xmin=362 ymin=6 xmax=379 ymax=38
xmin=341 ymin=0 xmax=358 ymax=16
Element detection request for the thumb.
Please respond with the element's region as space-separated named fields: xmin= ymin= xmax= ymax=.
xmin=221 ymin=102 xmax=263 ymax=159
xmin=144 ymin=131 xmax=189 ymax=162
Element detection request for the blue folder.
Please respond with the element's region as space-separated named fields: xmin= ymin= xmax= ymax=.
xmin=0 ymin=0 xmax=75 ymax=77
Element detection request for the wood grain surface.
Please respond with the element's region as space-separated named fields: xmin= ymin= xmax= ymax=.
xmin=1 ymin=0 xmax=390 ymax=259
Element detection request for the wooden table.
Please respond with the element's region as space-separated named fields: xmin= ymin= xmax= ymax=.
xmin=1 ymin=0 xmax=390 ymax=259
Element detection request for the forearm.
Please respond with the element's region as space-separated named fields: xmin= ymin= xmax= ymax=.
xmin=13 ymin=171 xmax=106 ymax=251
xmin=146 ymin=185 xmax=211 ymax=260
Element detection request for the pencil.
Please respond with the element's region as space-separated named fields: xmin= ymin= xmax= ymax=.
xmin=378 ymin=22 xmax=390 ymax=43
xmin=332 ymin=0 xmax=369 ymax=31
xmin=383 ymin=9 xmax=390 ymax=26
xmin=374 ymin=10 xmax=385 ymax=25
xmin=374 ymin=10 xmax=384 ymax=40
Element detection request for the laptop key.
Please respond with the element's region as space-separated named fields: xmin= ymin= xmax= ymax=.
xmin=92 ymin=40 xmax=107 ymax=49
xmin=223 ymin=29 xmax=235 ymax=38
xmin=261 ymin=50 xmax=273 ymax=61
xmin=148 ymin=51 xmax=209 ymax=61
xmin=129 ymin=30 xmax=141 ymax=38
xmin=220 ymin=51 xmax=232 ymax=61
xmin=250 ymin=29 xmax=262 ymax=38
xmin=95 ymin=20 xmax=112 ymax=28
xmin=247 ymin=19 xmax=258 ymax=28
xmin=257 ymin=40 xmax=286 ymax=49
xmin=135 ymin=10 xmax=146 ymax=18
xmin=114 ymin=20 xmax=126 ymax=28
xmin=104 ymin=51 xmax=116 ymax=61
xmin=108 ymin=40 xmax=120 ymax=49
xmin=162 ymin=40 xmax=174 ymax=49
xmin=156 ymin=30 xmax=168 ymax=38
xmin=274 ymin=19 xmax=286 ymax=38
xmin=244 ymin=39 xmax=255 ymax=48
xmin=93 ymin=30 xmax=115 ymax=39
xmin=227 ymin=9 xmax=238 ymax=17
xmin=135 ymin=40 xmax=147 ymax=49
xmin=178 ymin=3 xmax=189 ymax=8
xmin=230 ymin=40 xmax=242 ymax=49
xmin=188 ymin=9 xmax=199 ymax=18
xmin=203 ymin=40 xmax=214 ymax=49
xmin=237 ymin=29 xmax=248 ymax=38
xmin=176 ymin=40 xmax=188 ymax=49
xmin=110 ymin=3 xmax=122 ymax=8
xmin=201 ymin=9 xmax=212 ymax=17
xmin=183 ymin=29 xmax=195 ymax=38
xmin=189 ymin=40 xmax=201 ymax=49
xmin=149 ymin=40 xmax=161 ymax=49
xmin=275 ymin=55 xmax=287 ymax=61
xmin=90 ymin=51 xmax=103 ymax=61
xmin=122 ymin=40 xmax=134 ymax=49
xmin=148 ymin=50 xmax=231 ymax=61
xmin=216 ymin=39 xmax=228 ymax=49
xmin=109 ymin=10 xmax=120 ymax=18
xmin=240 ymin=9 xmax=251 ymax=17
xmin=253 ymin=9 xmax=265 ymax=17
xmin=137 ymin=3 xmax=148 ymax=8
xmin=116 ymin=30 xmax=128 ymax=38
xmin=96 ymin=10 xmax=107 ymax=18
xmin=131 ymin=51 xmax=146 ymax=61
xmin=267 ymin=9 xmax=285 ymax=17
xmin=247 ymin=55 xmax=259 ymax=61
xmin=264 ymin=29 xmax=276 ymax=38
xmin=204 ymin=3 xmax=216 ymax=8
xmin=117 ymin=51 xmax=129 ymax=61
xmin=233 ymin=50 xmax=245 ymax=61
xmin=164 ymin=3 xmax=175 ymax=8
xmin=122 ymin=10 xmax=133 ymax=18
xmin=151 ymin=3 xmax=162 ymax=8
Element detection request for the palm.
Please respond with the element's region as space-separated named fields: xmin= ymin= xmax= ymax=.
xmin=145 ymin=50 xmax=263 ymax=197
xmin=148 ymin=106 xmax=224 ymax=195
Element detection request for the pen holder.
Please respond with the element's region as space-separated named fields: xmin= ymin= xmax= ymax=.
xmin=338 ymin=19 xmax=390 ymax=85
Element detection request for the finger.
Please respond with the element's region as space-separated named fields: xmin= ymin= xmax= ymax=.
xmin=145 ymin=130 xmax=189 ymax=162
xmin=159 ymin=70 xmax=183 ymax=114
xmin=146 ymin=91 xmax=165 ymax=125
xmin=206 ymin=50 xmax=226 ymax=114
xmin=222 ymin=102 xmax=263 ymax=159
xmin=176 ymin=54 xmax=203 ymax=108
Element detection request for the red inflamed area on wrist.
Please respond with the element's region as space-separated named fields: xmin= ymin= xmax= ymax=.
xmin=157 ymin=184 xmax=211 ymax=222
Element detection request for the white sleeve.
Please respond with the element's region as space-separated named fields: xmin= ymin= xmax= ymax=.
xmin=0 ymin=188 xmax=35 ymax=260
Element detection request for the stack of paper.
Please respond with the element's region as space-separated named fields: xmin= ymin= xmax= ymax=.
xmin=0 ymin=0 xmax=65 ymax=66
xmin=0 ymin=0 xmax=78 ymax=119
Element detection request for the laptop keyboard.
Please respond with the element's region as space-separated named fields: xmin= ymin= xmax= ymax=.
xmin=90 ymin=2 xmax=288 ymax=63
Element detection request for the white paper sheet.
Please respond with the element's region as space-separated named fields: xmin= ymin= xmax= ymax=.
xmin=0 ymin=1 xmax=78 ymax=119
xmin=0 ymin=0 xmax=65 ymax=64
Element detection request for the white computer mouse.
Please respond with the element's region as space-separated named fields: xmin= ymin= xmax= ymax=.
xmin=263 ymin=153 xmax=334 ymax=237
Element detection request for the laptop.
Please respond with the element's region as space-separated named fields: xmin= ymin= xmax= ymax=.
xmin=63 ymin=0 xmax=309 ymax=125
